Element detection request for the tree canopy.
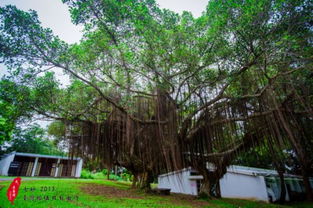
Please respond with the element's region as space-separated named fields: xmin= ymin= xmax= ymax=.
xmin=0 ymin=0 xmax=312 ymax=199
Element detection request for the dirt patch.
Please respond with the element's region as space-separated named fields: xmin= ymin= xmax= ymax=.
xmin=80 ymin=183 xmax=210 ymax=207
xmin=114 ymin=181 xmax=131 ymax=187
xmin=164 ymin=193 xmax=210 ymax=208
xmin=80 ymin=183 xmax=144 ymax=199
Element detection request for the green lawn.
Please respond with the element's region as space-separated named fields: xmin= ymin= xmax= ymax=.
xmin=0 ymin=178 xmax=312 ymax=208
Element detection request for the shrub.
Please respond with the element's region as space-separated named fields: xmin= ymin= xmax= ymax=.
xmin=80 ymin=168 xmax=133 ymax=182
xmin=80 ymin=169 xmax=94 ymax=179
xmin=102 ymin=168 xmax=108 ymax=175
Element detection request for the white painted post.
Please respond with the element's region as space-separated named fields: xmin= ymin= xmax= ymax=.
xmin=55 ymin=158 xmax=60 ymax=177
xmin=75 ymin=158 xmax=83 ymax=178
xmin=31 ymin=157 xmax=39 ymax=177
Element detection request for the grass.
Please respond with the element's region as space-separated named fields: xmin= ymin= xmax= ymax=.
xmin=0 ymin=178 xmax=312 ymax=208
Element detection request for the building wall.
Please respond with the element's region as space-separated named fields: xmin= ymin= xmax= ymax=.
xmin=220 ymin=172 xmax=269 ymax=202
xmin=0 ymin=153 xmax=15 ymax=176
xmin=0 ymin=152 xmax=83 ymax=178
xmin=158 ymin=169 xmax=198 ymax=195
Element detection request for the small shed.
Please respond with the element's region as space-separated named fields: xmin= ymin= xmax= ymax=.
xmin=158 ymin=165 xmax=313 ymax=202
xmin=0 ymin=152 xmax=83 ymax=178
xmin=158 ymin=167 xmax=201 ymax=195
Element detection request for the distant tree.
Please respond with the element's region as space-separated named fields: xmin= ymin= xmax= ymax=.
xmin=47 ymin=121 xmax=67 ymax=150
xmin=1 ymin=124 xmax=64 ymax=156
xmin=0 ymin=79 xmax=33 ymax=144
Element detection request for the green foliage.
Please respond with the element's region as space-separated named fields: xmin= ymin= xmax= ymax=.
xmin=80 ymin=169 xmax=96 ymax=179
xmin=47 ymin=121 xmax=66 ymax=138
xmin=102 ymin=168 xmax=108 ymax=175
xmin=120 ymin=172 xmax=132 ymax=182
xmin=234 ymin=145 xmax=276 ymax=169
xmin=1 ymin=0 xmax=311 ymax=122
xmin=80 ymin=168 xmax=132 ymax=181
xmin=0 ymin=79 xmax=33 ymax=144
xmin=0 ymin=105 xmax=14 ymax=143
xmin=47 ymin=120 xmax=66 ymax=149
xmin=1 ymin=124 xmax=64 ymax=156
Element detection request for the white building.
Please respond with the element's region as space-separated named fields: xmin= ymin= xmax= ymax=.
xmin=0 ymin=152 xmax=83 ymax=178
xmin=158 ymin=165 xmax=313 ymax=202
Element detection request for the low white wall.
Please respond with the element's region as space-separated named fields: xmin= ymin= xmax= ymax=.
xmin=220 ymin=172 xmax=268 ymax=202
xmin=0 ymin=153 xmax=15 ymax=176
xmin=158 ymin=169 xmax=198 ymax=195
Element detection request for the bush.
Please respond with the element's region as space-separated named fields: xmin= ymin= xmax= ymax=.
xmin=102 ymin=168 xmax=108 ymax=175
xmin=93 ymin=172 xmax=105 ymax=179
xmin=80 ymin=168 xmax=133 ymax=182
xmin=109 ymin=174 xmax=121 ymax=180
xmin=80 ymin=169 xmax=94 ymax=179
xmin=121 ymin=172 xmax=132 ymax=181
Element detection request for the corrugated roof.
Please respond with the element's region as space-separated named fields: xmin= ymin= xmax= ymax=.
xmin=158 ymin=165 xmax=303 ymax=178
xmin=1 ymin=151 xmax=81 ymax=160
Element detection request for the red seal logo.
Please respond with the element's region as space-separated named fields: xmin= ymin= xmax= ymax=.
xmin=6 ymin=177 xmax=22 ymax=205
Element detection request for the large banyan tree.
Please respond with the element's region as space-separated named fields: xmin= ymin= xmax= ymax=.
xmin=1 ymin=0 xmax=312 ymax=199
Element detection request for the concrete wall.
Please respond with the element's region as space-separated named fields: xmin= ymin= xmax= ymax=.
xmin=158 ymin=168 xmax=269 ymax=200
xmin=0 ymin=153 xmax=15 ymax=176
xmin=158 ymin=169 xmax=198 ymax=195
xmin=158 ymin=167 xmax=312 ymax=202
xmin=220 ymin=172 xmax=269 ymax=202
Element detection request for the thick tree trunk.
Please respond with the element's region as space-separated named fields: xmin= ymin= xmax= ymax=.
xmin=137 ymin=171 xmax=153 ymax=192
xmin=199 ymin=179 xmax=212 ymax=198
xmin=114 ymin=165 xmax=118 ymax=175
xmin=198 ymin=169 xmax=221 ymax=198
xmin=216 ymin=181 xmax=221 ymax=198
xmin=107 ymin=167 xmax=110 ymax=180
